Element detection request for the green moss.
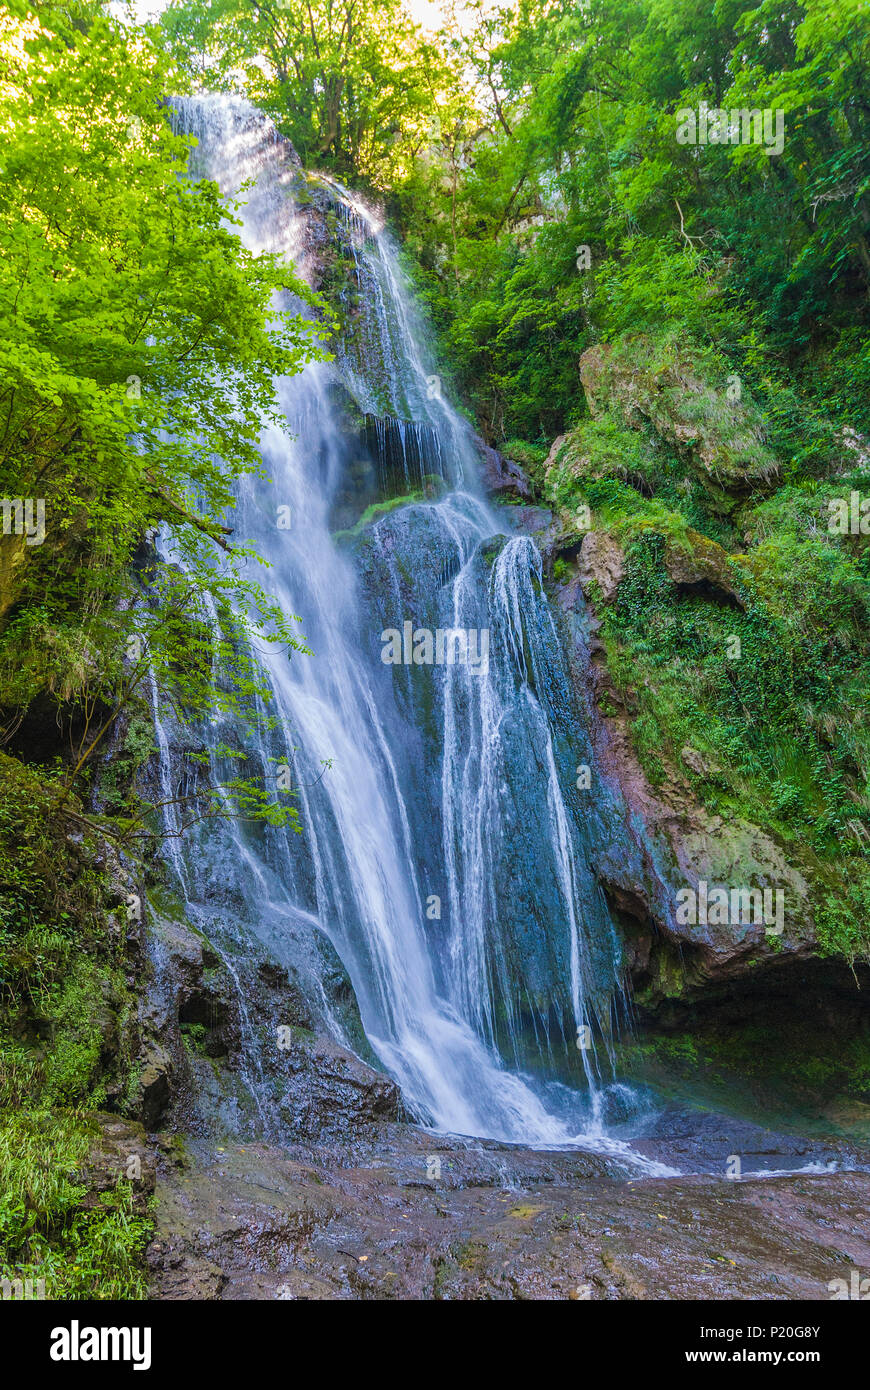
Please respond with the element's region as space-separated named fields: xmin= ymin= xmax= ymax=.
xmin=587 ymin=527 xmax=870 ymax=963
xmin=618 ymin=1018 xmax=870 ymax=1141
xmin=584 ymin=334 xmax=778 ymax=492
xmin=454 ymin=1239 xmax=487 ymax=1272
xmin=97 ymin=714 xmax=156 ymax=819
xmin=332 ymin=487 xmax=437 ymax=545
xmin=0 ymin=753 xmax=137 ymax=1104
xmin=543 ymin=348 xmax=870 ymax=970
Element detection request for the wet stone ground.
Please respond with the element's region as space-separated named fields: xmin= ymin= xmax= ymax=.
xmin=142 ymin=1117 xmax=870 ymax=1300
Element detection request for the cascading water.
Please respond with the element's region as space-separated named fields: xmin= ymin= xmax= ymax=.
xmin=157 ymin=94 xmax=671 ymax=1168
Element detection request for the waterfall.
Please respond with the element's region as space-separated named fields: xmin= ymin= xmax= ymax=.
xmin=441 ymin=535 xmax=621 ymax=1083
xmin=155 ymin=94 xmax=670 ymax=1168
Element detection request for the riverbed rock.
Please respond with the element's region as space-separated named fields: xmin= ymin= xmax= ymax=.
xmin=146 ymin=1125 xmax=870 ymax=1300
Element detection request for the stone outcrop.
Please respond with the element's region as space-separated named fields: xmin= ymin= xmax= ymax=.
xmin=553 ymin=570 xmax=821 ymax=1013
xmin=578 ymin=338 xmax=779 ymax=508
xmin=137 ymin=904 xmax=402 ymax=1148
xmin=474 ymin=438 xmax=534 ymax=501
xmin=577 ymin=530 xmax=625 ymax=601
xmin=573 ymin=526 xmax=744 ymax=609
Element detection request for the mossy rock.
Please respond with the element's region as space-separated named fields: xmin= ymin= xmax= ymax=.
xmin=579 ymin=335 xmax=779 ymax=505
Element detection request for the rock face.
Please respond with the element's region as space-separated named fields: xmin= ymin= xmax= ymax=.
xmin=518 ymin=337 xmax=870 ymax=1032
xmin=578 ymin=338 xmax=779 ymax=508
xmin=79 ymin=1114 xmax=156 ymax=1212
xmin=578 ymin=530 xmax=625 ymax=602
xmin=486 ymin=534 xmax=808 ymax=1028
xmin=346 ymin=497 xmax=628 ymax=1059
xmin=660 ymin=530 xmax=745 ymax=608
xmin=136 ymin=904 xmax=402 ymax=1149
xmin=473 ymin=438 xmax=534 ymax=501
xmin=554 ymin=557 xmax=820 ymax=1014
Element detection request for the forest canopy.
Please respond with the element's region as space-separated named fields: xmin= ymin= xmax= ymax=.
xmin=0 ymin=0 xmax=326 ymax=792
xmin=158 ymin=0 xmax=870 ymax=444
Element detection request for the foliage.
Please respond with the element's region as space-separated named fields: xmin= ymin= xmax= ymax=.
xmin=389 ymin=0 xmax=869 ymax=445
xmin=0 ymin=0 xmax=326 ymax=819
xmin=161 ymin=0 xmax=449 ymax=180
xmin=0 ymin=3 xmax=338 ymax=1298
xmin=0 ymin=750 xmax=151 ymax=1298
xmin=587 ymin=505 xmax=870 ymax=960
xmin=0 ymin=753 xmax=135 ymax=1104
xmin=0 ymin=1111 xmax=150 ymax=1299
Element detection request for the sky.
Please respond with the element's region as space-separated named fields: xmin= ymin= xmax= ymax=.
xmin=130 ymin=0 xmax=455 ymax=31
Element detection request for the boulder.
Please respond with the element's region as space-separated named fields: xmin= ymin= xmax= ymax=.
xmin=663 ymin=529 xmax=744 ymax=608
xmin=475 ymin=440 xmax=534 ymax=501
xmin=578 ymin=530 xmax=625 ymax=602
xmin=579 ymin=338 xmax=779 ymax=507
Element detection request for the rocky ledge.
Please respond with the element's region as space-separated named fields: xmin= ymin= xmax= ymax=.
xmin=145 ymin=1122 xmax=870 ymax=1300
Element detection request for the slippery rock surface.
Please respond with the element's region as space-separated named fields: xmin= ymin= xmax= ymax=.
xmin=136 ymin=904 xmax=401 ymax=1150
xmin=134 ymin=879 xmax=870 ymax=1300
xmin=146 ymin=1125 xmax=870 ymax=1300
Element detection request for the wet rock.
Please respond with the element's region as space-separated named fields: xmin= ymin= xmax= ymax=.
xmin=135 ymin=901 xmax=401 ymax=1147
xmin=492 ymin=501 xmax=568 ymax=570
xmin=137 ymin=1038 xmax=173 ymax=1130
xmin=275 ymin=1034 xmax=402 ymax=1142
xmin=630 ymin=1106 xmax=866 ymax=1176
xmin=475 ymin=440 xmax=533 ymax=501
xmin=554 ymin=566 xmax=819 ymax=1005
xmin=79 ymin=1114 xmax=156 ymax=1213
xmin=146 ymin=1127 xmax=870 ymax=1301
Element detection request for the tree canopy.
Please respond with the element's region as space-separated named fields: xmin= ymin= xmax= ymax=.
xmin=0 ymin=0 xmax=326 ymax=812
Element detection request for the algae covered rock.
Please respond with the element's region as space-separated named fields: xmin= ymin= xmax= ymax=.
xmin=579 ymin=337 xmax=779 ymax=508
